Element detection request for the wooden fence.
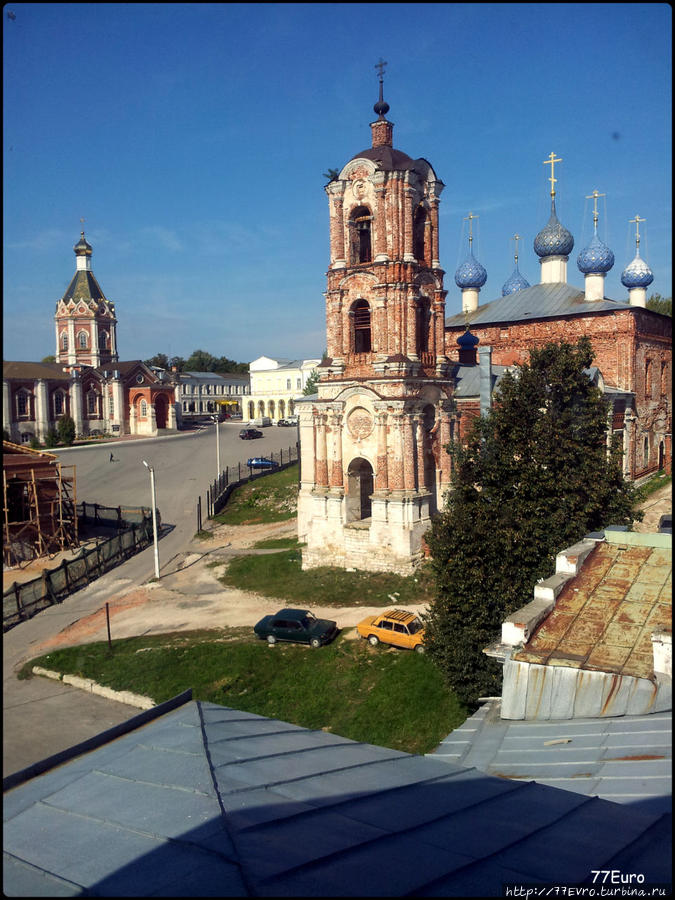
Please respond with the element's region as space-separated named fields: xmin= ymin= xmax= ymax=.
xmin=3 ymin=504 xmax=156 ymax=632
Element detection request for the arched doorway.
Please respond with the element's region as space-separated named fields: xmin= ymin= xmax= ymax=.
xmin=154 ymin=394 xmax=168 ymax=429
xmin=346 ymin=457 xmax=374 ymax=523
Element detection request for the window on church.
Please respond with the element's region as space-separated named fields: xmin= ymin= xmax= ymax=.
xmin=413 ymin=205 xmax=428 ymax=263
xmin=349 ymin=206 xmax=372 ymax=264
xmin=78 ymin=331 xmax=88 ymax=349
xmin=61 ymin=332 xmax=69 ymax=351
xmin=140 ymin=399 xmax=147 ymax=417
xmin=109 ymin=395 xmax=114 ymax=417
xmin=53 ymin=392 xmax=64 ymax=417
xmin=17 ymin=391 xmax=29 ymax=417
xmin=87 ymin=391 xmax=98 ymax=415
xmin=416 ymin=298 xmax=431 ymax=355
xmin=99 ymin=331 xmax=109 ymax=350
xmin=352 ymin=299 xmax=372 ymax=353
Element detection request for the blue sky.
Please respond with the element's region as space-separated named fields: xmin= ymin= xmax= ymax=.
xmin=3 ymin=3 xmax=671 ymax=365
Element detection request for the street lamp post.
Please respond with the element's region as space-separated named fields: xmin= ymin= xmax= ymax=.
xmin=142 ymin=459 xmax=160 ymax=579
xmin=213 ymin=414 xmax=221 ymax=479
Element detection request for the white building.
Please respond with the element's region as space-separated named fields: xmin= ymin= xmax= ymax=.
xmin=247 ymin=357 xmax=321 ymax=423
xmin=174 ymin=371 xmax=250 ymax=422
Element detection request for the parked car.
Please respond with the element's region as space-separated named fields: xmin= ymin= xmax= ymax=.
xmin=239 ymin=428 xmax=263 ymax=440
xmin=254 ymin=608 xmax=338 ymax=648
xmin=658 ymin=514 xmax=672 ymax=534
xmin=276 ymin=418 xmax=291 ymax=427
xmin=356 ymin=609 xmax=425 ymax=653
xmin=247 ymin=457 xmax=279 ymax=469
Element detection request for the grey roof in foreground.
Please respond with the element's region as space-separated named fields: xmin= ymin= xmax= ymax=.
xmin=4 ymin=699 xmax=671 ymax=896
xmin=445 ymin=282 xmax=634 ymax=329
xmin=431 ymin=701 xmax=672 ymax=815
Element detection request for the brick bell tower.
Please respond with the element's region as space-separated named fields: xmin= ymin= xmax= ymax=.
xmin=297 ymin=63 xmax=456 ymax=575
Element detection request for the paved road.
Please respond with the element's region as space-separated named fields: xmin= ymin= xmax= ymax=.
xmin=53 ymin=422 xmax=298 ymax=579
xmin=3 ymin=424 xmax=298 ymax=780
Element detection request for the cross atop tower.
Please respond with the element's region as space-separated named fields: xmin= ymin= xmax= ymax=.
xmin=464 ymin=212 xmax=478 ymax=247
xmin=586 ymin=189 xmax=605 ymax=228
xmin=375 ymin=58 xmax=387 ymax=82
xmin=629 ymin=214 xmax=646 ymax=247
xmin=512 ymin=232 xmax=521 ymax=263
xmin=543 ymin=152 xmax=562 ymax=197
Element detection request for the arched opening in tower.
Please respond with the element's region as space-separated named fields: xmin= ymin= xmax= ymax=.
xmin=352 ymin=299 xmax=372 ymax=353
xmin=349 ymin=206 xmax=372 ymax=264
xmin=346 ymin=457 xmax=374 ymax=522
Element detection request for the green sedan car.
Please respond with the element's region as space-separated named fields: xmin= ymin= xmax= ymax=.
xmin=254 ymin=608 xmax=338 ymax=648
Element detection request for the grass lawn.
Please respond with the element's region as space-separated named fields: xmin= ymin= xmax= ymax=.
xmin=24 ymin=630 xmax=467 ymax=756
xmin=218 ymin=549 xmax=435 ymax=608
xmin=212 ymin=464 xmax=299 ymax=524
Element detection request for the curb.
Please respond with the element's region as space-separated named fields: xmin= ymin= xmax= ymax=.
xmin=32 ymin=666 xmax=154 ymax=710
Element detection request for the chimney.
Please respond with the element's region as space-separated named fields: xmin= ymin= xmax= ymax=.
xmin=479 ymin=345 xmax=492 ymax=417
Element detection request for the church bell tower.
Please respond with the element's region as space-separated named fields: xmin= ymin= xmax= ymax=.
xmin=297 ymin=63 xmax=457 ymax=575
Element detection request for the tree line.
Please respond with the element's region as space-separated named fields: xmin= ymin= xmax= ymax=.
xmin=143 ymin=350 xmax=249 ymax=374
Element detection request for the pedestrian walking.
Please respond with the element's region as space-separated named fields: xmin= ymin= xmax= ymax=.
xmin=110 ymin=452 xmax=114 ymax=462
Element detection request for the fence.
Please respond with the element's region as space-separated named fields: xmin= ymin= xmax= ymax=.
xmin=3 ymin=504 xmax=156 ymax=632
xmin=199 ymin=444 xmax=299 ymax=527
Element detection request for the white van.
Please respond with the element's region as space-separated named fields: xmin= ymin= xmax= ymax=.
xmin=251 ymin=416 xmax=272 ymax=427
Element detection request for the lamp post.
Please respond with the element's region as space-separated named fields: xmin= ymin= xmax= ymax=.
xmin=142 ymin=459 xmax=160 ymax=579
xmin=212 ymin=414 xmax=221 ymax=479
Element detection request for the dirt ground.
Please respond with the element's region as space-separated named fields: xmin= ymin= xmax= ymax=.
xmin=12 ymin=481 xmax=672 ymax=660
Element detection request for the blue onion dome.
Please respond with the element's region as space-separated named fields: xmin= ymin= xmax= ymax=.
xmin=454 ymin=251 xmax=487 ymax=289
xmin=621 ymin=251 xmax=654 ymax=289
xmin=577 ymin=233 xmax=615 ymax=274
xmin=501 ymin=264 xmax=530 ymax=296
xmin=534 ymin=200 xmax=574 ymax=258
xmin=457 ymin=325 xmax=479 ymax=350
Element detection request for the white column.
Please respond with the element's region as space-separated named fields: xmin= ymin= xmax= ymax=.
xmin=584 ymin=273 xmax=606 ymax=302
xmin=461 ymin=288 xmax=479 ymax=314
xmin=70 ymin=376 xmax=83 ymax=436
xmin=628 ymin=287 xmax=647 ymax=308
xmin=35 ymin=380 xmax=49 ymax=442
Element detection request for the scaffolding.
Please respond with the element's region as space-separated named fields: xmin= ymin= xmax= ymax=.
xmin=3 ymin=441 xmax=78 ymax=567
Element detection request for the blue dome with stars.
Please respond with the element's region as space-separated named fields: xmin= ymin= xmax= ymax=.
xmin=501 ymin=265 xmax=530 ymax=296
xmin=621 ymin=252 xmax=654 ymax=289
xmin=534 ymin=200 xmax=574 ymax=258
xmin=577 ymin=233 xmax=615 ymax=274
xmin=454 ymin=252 xmax=487 ymax=289
xmin=456 ymin=326 xmax=480 ymax=350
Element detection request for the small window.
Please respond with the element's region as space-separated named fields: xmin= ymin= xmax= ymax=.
xmin=108 ymin=395 xmax=114 ymax=416
xmin=17 ymin=392 xmax=29 ymax=417
xmin=393 ymin=623 xmax=408 ymax=634
xmin=60 ymin=332 xmax=69 ymax=351
xmin=53 ymin=392 xmax=64 ymax=417
xmin=379 ymin=620 xmax=393 ymax=630
xmin=287 ymin=378 xmax=291 ymax=390
xmin=78 ymin=331 xmax=88 ymax=349
xmin=349 ymin=205 xmax=372 ymax=264
xmin=87 ymin=391 xmax=98 ymax=415
xmin=140 ymin=399 xmax=148 ymax=417
xmin=297 ymin=378 xmax=302 ymax=389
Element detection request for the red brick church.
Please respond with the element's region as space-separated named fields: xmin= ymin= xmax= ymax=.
xmin=297 ymin=70 xmax=671 ymax=575
xmin=3 ymin=232 xmax=177 ymax=443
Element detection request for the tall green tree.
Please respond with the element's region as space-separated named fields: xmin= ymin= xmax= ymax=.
xmin=646 ymin=294 xmax=672 ymax=317
xmin=303 ymin=370 xmax=321 ymax=395
xmin=423 ymin=337 xmax=641 ymax=707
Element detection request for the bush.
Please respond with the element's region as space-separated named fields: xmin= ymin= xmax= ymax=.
xmin=44 ymin=428 xmax=60 ymax=448
xmin=57 ymin=414 xmax=76 ymax=446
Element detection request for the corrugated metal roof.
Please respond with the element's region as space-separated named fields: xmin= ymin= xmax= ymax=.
xmin=432 ymin=701 xmax=672 ymax=814
xmin=445 ymin=283 xmax=632 ymax=329
xmin=3 ymin=361 xmax=72 ymax=381
xmin=3 ymin=699 xmax=671 ymax=896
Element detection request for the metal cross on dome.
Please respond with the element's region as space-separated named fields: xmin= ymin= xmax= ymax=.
xmin=375 ymin=58 xmax=387 ymax=82
xmin=512 ymin=232 xmax=521 ymax=263
xmin=586 ymin=189 xmax=605 ymax=228
xmin=543 ymin=152 xmax=562 ymax=197
xmin=464 ymin=211 xmax=478 ymax=247
xmin=629 ymin=214 xmax=646 ymax=248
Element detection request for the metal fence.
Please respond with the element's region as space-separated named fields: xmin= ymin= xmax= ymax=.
xmin=3 ymin=504 xmax=155 ymax=632
xmin=199 ymin=444 xmax=299 ymax=527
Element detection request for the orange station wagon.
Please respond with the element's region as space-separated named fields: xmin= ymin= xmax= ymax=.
xmin=356 ymin=609 xmax=426 ymax=653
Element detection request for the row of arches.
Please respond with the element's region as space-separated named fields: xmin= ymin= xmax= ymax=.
xmin=247 ymin=399 xmax=294 ymax=421
xmin=348 ymin=203 xmax=431 ymax=266
xmin=348 ymin=296 xmax=432 ymax=356
xmin=59 ymin=330 xmax=111 ymax=352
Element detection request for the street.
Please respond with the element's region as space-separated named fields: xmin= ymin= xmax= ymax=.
xmin=52 ymin=422 xmax=299 ymax=579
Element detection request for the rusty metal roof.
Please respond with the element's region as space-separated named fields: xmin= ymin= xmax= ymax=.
xmin=513 ymin=541 xmax=671 ymax=679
